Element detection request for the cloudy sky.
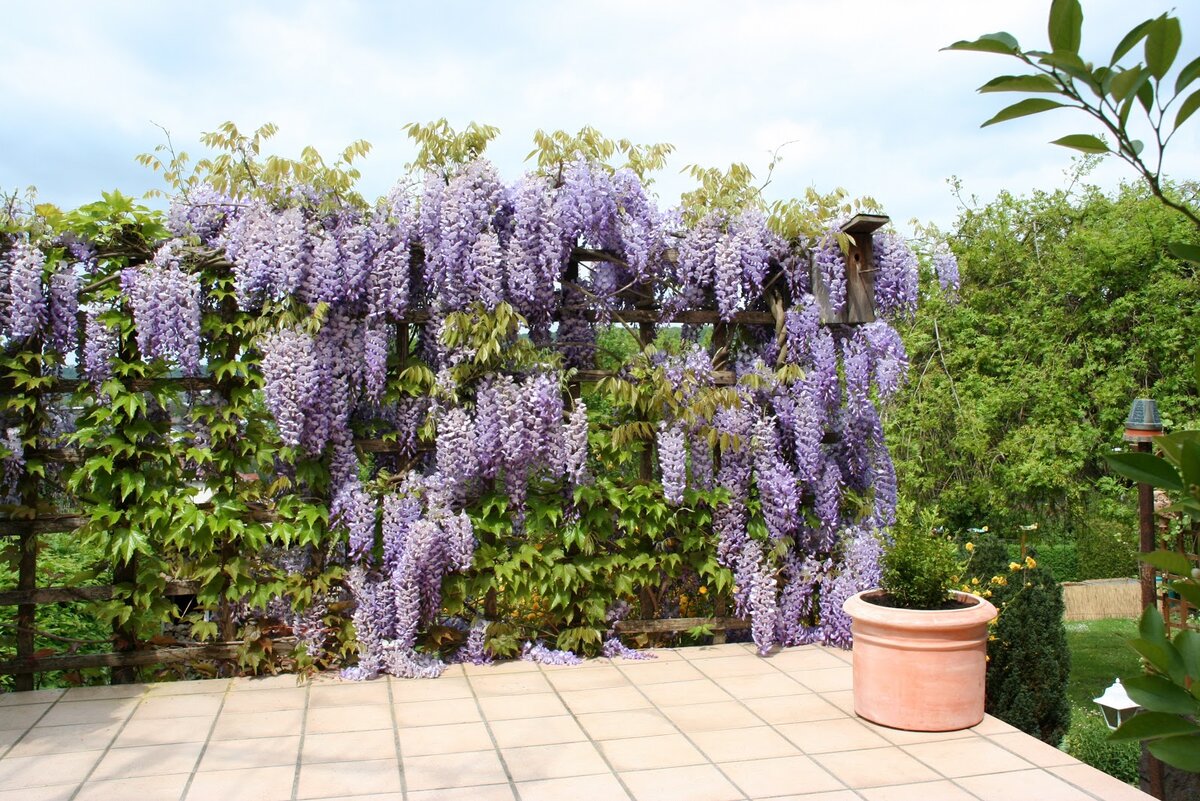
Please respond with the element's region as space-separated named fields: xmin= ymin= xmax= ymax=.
xmin=2 ymin=1 xmax=1196 ymax=231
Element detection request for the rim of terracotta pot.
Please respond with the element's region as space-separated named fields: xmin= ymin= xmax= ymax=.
xmin=843 ymin=589 xmax=998 ymax=632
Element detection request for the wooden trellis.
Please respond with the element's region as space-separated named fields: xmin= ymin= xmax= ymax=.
xmin=1 ymin=214 xmax=889 ymax=688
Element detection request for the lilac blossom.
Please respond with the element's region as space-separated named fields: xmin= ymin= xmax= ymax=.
xmin=82 ymin=312 xmax=118 ymax=384
xmin=934 ymin=244 xmax=960 ymax=295
xmin=602 ymin=637 xmax=656 ymax=660
xmin=333 ymin=479 xmax=376 ymax=563
xmin=813 ymin=231 xmax=847 ymax=317
xmin=753 ymin=416 xmax=799 ymax=541
xmin=872 ymin=231 xmax=918 ymax=320
xmin=657 ymin=422 xmax=687 ymax=505
xmin=563 ymin=400 xmax=590 ymax=486
xmin=7 ymin=240 xmax=47 ymax=341
xmin=505 ymin=175 xmax=560 ymax=325
xmin=454 ymin=618 xmax=492 ymax=665
xmin=1 ymin=427 xmax=24 ymax=502
xmin=47 ymin=269 xmax=79 ymax=355
xmin=168 ymin=184 xmax=236 ymax=243
xmin=123 ymin=239 xmax=202 ymax=372
xmin=521 ymin=641 xmax=583 ymax=666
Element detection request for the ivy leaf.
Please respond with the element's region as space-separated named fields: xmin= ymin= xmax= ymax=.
xmin=1049 ymin=134 xmax=1108 ymax=154
xmin=981 ymin=98 xmax=1067 ymax=127
xmin=1048 ymin=0 xmax=1083 ymax=55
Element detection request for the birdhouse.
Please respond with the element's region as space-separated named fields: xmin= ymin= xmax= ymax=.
xmin=812 ymin=213 xmax=889 ymax=325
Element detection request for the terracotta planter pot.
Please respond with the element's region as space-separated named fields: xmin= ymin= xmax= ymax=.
xmin=842 ymin=589 xmax=998 ymax=732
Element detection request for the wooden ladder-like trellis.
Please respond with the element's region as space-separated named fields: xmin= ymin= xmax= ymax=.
xmin=1 ymin=214 xmax=888 ymax=690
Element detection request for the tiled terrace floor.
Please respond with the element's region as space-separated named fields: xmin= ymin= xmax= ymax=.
xmin=0 ymin=642 xmax=1151 ymax=801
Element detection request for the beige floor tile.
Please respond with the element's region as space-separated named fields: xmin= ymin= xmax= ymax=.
xmin=394 ymin=697 xmax=482 ymax=727
xmin=662 ymin=700 xmax=761 ymax=733
xmin=821 ymin=689 xmax=857 ymax=715
xmin=402 ymin=749 xmax=509 ymax=791
xmin=115 ymin=714 xmax=215 ymax=746
xmin=679 ymin=644 xmax=749 ymax=660
xmin=717 ymin=672 xmax=809 ymax=700
xmin=0 ymin=749 xmax=102 ymax=789
xmin=308 ymin=681 xmax=390 ymax=708
xmin=813 ymin=746 xmax=940 ymax=789
xmin=903 ymin=737 xmax=1034 ymax=777
xmin=183 ymin=764 xmax=295 ymax=801
xmin=471 ymin=673 xmax=553 ymax=698
xmin=989 ymin=731 xmax=1078 ymax=767
xmin=721 ymin=754 xmax=846 ymax=797
xmin=396 ymin=721 xmax=493 ymax=756
xmin=539 ymin=658 xmax=614 ymax=671
xmin=199 ymin=735 xmax=300 ymax=772
xmin=860 ymin=780 xmax=980 ymax=801
xmin=0 ymin=784 xmax=76 ymax=801
xmin=576 ymin=708 xmax=678 ymax=740
xmin=766 ymin=648 xmax=849 ymax=671
xmin=1049 ymin=764 xmax=1156 ymax=800
xmin=502 ymin=740 xmax=610 ymax=781
xmin=7 ymin=721 xmax=121 ymax=756
xmin=303 ymin=795 xmax=404 ymax=801
xmin=38 ymin=700 xmax=134 ymax=728
xmin=490 ymin=715 xmax=585 ymax=748
xmin=560 ymin=686 xmax=651 ymax=714
xmin=637 ymin=679 xmax=732 ymax=707
xmin=390 ymin=677 xmax=474 ymax=702
xmin=969 ymin=715 xmax=1020 ymax=736
xmin=958 ymin=768 xmax=1095 ymax=800
xmin=297 ymin=757 xmax=402 ymax=799
xmin=130 ymin=693 xmax=222 ymax=721
xmin=210 ymin=709 xmax=303 ymax=741
xmin=691 ymin=725 xmax=801 ymax=762
xmin=408 ymin=784 xmax=514 ymax=801
xmin=858 ymin=720 xmax=979 ymax=746
xmin=754 ymin=793 xmax=860 ymax=801
xmin=639 ymin=649 xmax=685 ymax=662
xmin=228 ymin=674 xmax=303 ymax=692
xmin=693 ymin=655 xmax=779 ymax=679
xmin=618 ymin=661 xmax=705 ymax=685
xmin=60 ymin=685 xmax=147 ymax=702
xmin=74 ymin=773 xmax=190 ymax=801
xmin=221 ymin=687 xmax=307 ymax=714
xmin=306 ymin=703 xmax=394 ymax=734
xmin=478 ymin=692 xmax=567 ymax=721
xmin=304 ymin=727 xmax=398 ymax=762
xmin=743 ymin=693 xmax=844 ymax=725
xmin=91 ymin=740 xmax=205 ymax=780
xmin=777 ymin=718 xmax=891 ymax=754
xmin=793 ymin=667 xmax=854 ymax=693
xmin=545 ymin=667 xmax=630 ymax=692
xmin=145 ymin=679 xmax=230 ymax=696
xmin=1 ymin=703 xmax=51 ymax=730
xmin=620 ymin=764 xmax=743 ymax=801
xmin=463 ymin=659 xmax=539 ymax=676
xmin=0 ymin=729 xmax=23 ymax=751
xmin=516 ymin=773 xmax=629 ymax=801
xmin=0 ymin=689 xmax=62 ymax=707
xmin=597 ymin=733 xmax=707 ymax=771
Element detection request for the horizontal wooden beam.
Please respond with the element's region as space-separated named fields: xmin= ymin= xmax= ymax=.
xmin=0 ymin=580 xmax=200 ymax=607
xmin=614 ymin=616 xmax=750 ymax=634
xmin=0 ymin=637 xmax=297 ymax=675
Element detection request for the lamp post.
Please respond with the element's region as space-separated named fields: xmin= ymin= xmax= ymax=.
xmin=1124 ymin=398 xmax=1164 ymax=610
xmin=1094 ymin=678 xmax=1141 ymax=730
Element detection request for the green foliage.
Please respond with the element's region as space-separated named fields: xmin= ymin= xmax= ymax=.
xmin=526 ymin=126 xmax=674 ymax=185
xmin=403 ymin=119 xmax=499 ymax=174
xmin=1034 ymin=542 xmax=1080 ymax=583
xmin=879 ymin=507 xmax=960 ymax=609
xmin=888 ymin=182 xmax=1200 ymax=542
xmin=1063 ymin=706 xmax=1141 ymax=785
xmin=946 ymin=1 xmax=1200 ymax=236
xmin=986 ymin=565 xmax=1072 ymax=745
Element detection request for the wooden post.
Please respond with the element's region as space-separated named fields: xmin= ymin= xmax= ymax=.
xmin=812 ymin=214 xmax=889 ymax=325
xmin=14 ymin=532 xmax=36 ymax=692
xmin=111 ymin=554 xmax=138 ymax=684
xmin=1137 ymin=440 xmax=1157 ymax=611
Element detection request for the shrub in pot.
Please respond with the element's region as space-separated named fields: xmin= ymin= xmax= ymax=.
xmin=843 ymin=510 xmax=997 ymax=731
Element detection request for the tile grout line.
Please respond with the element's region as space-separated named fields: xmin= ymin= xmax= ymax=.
xmin=533 ymin=660 xmax=637 ymax=801
xmin=383 ymin=677 xmax=409 ymax=800
xmin=287 ymin=679 xmax=312 ymax=801
xmin=175 ymin=681 xmax=234 ymax=801
xmin=0 ymin=689 xmax=65 ymax=761
xmin=463 ymin=664 xmax=523 ymax=799
xmin=967 ymin=726 xmax=1120 ymax=801
xmin=64 ymin=686 xmax=149 ymax=801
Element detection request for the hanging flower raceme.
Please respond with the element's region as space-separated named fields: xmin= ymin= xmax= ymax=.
xmin=562 ymin=399 xmax=590 ymax=486
xmin=813 ymin=231 xmax=847 ymax=318
xmin=934 ymin=244 xmax=960 ymax=295
xmin=657 ymin=421 xmax=687 ymax=505
xmin=123 ymin=239 xmax=202 ymax=372
xmin=872 ymin=231 xmax=918 ymax=320
xmin=6 ymin=240 xmax=48 ymax=342
xmin=47 ymin=269 xmax=79 ymax=356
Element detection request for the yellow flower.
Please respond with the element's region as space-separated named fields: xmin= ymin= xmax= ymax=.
xmin=698 ymin=586 xmax=708 ymax=595
xmin=965 ymin=542 xmax=975 ymax=552
xmin=1009 ymin=562 xmax=1021 ymax=572
xmin=1025 ymin=556 xmax=1037 ymax=569
xmin=991 ymin=575 xmax=1007 ymax=586
xmin=971 ymin=577 xmax=980 ymax=585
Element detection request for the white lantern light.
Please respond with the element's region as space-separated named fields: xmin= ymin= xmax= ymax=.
xmin=1094 ymin=678 xmax=1141 ymax=730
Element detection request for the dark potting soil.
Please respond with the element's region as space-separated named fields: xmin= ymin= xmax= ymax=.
xmin=862 ymin=593 xmax=976 ymax=611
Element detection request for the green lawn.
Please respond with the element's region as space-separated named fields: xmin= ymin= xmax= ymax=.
xmin=1061 ymin=617 xmax=1141 ymax=785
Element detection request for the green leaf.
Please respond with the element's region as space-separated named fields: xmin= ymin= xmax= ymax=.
xmin=1110 ymin=710 xmax=1200 ymax=741
xmin=1048 ymin=0 xmax=1083 ymax=55
xmin=1111 ymin=19 xmax=1153 ymax=64
xmin=1174 ymin=630 xmax=1200 ymax=680
xmin=1140 ymin=603 xmax=1169 ymax=644
xmin=1140 ymin=550 xmax=1193 ymax=578
xmin=1148 ymin=734 xmax=1200 ymax=772
xmin=1175 ymin=89 xmax=1200 ymax=130
xmin=1167 ymin=241 xmax=1200 ymax=265
xmin=1049 ymin=134 xmax=1108 ymax=154
xmin=978 ymin=74 xmax=1061 ymax=94
xmin=1110 ymin=67 xmax=1150 ymax=102
xmin=1146 ymin=15 xmax=1182 ymax=80
xmin=981 ymin=98 xmax=1067 ymax=127
xmin=1105 ymin=452 xmax=1183 ymax=490
xmin=942 ymin=32 xmax=1020 ymax=56
xmin=1181 ymin=441 xmax=1200 ymax=494
xmin=1125 ymin=674 xmax=1200 ymax=715
xmin=1177 ymin=56 xmax=1200 ymax=95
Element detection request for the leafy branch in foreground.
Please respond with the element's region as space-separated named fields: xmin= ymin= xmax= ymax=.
xmin=945 ymin=0 xmax=1200 ymax=248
